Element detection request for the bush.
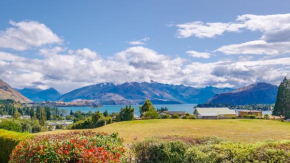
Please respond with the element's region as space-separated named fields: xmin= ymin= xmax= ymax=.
xmin=106 ymin=116 xmax=113 ymax=124
xmin=96 ymin=117 xmax=106 ymax=127
xmin=244 ymin=114 xmax=256 ymax=119
xmin=143 ymin=110 xmax=159 ymax=119
xmin=115 ymin=113 xmax=121 ymax=122
xmin=131 ymin=138 xmax=189 ymax=163
xmin=0 ymin=120 xmax=22 ymax=132
xmin=10 ymin=131 xmax=125 ymax=163
xmin=162 ymin=114 xmax=170 ymax=119
xmin=31 ymin=123 xmax=42 ymax=133
xmin=182 ymin=114 xmax=196 ymax=119
xmin=131 ymin=136 xmax=290 ymax=163
xmin=0 ymin=129 xmax=32 ymax=163
xmin=70 ymin=118 xmax=94 ymax=129
xmin=172 ymin=114 xmax=180 ymax=119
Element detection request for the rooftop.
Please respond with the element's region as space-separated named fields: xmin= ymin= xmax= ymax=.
xmin=195 ymin=107 xmax=236 ymax=115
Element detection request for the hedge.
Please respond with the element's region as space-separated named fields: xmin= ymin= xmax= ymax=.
xmin=0 ymin=129 xmax=32 ymax=163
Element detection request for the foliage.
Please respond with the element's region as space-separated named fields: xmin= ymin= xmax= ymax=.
xmin=115 ymin=113 xmax=121 ymax=122
xmin=172 ymin=114 xmax=180 ymax=119
xmin=120 ymin=105 xmax=134 ymax=121
xmin=131 ymin=138 xmax=189 ymax=163
xmin=273 ymin=77 xmax=290 ymax=119
xmin=106 ymin=116 xmax=113 ymax=124
xmin=0 ymin=119 xmax=43 ymax=133
xmin=157 ymin=107 xmax=168 ymax=112
xmin=131 ymin=136 xmax=290 ymax=163
xmin=143 ymin=110 xmax=159 ymax=119
xmin=139 ymin=99 xmax=156 ymax=115
xmin=103 ymin=110 xmax=109 ymax=117
xmin=161 ymin=114 xmax=170 ymax=119
xmin=182 ymin=113 xmax=196 ymax=119
xmin=10 ymin=131 xmax=125 ymax=163
xmin=0 ymin=129 xmax=32 ymax=163
xmin=0 ymin=120 xmax=22 ymax=132
xmin=70 ymin=118 xmax=94 ymax=129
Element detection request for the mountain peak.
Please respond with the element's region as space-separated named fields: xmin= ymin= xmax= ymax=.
xmin=0 ymin=79 xmax=31 ymax=103
xmin=206 ymin=82 xmax=278 ymax=105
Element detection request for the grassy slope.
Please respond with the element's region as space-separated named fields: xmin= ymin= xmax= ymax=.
xmin=43 ymin=119 xmax=290 ymax=143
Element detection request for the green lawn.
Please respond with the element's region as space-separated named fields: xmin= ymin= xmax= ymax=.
xmin=43 ymin=119 xmax=290 ymax=143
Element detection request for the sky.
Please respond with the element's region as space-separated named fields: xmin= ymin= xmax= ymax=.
xmin=1 ymin=0 xmax=290 ymax=93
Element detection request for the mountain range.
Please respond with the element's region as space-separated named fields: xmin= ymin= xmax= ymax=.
xmin=58 ymin=82 xmax=235 ymax=104
xmin=17 ymin=87 xmax=61 ymax=102
xmin=206 ymin=82 xmax=278 ymax=105
xmin=0 ymin=79 xmax=31 ymax=103
xmin=0 ymin=79 xmax=280 ymax=105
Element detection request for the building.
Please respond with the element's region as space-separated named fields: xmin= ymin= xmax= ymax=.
xmin=162 ymin=111 xmax=186 ymax=118
xmin=237 ymin=110 xmax=262 ymax=118
xmin=0 ymin=115 xmax=12 ymax=119
xmin=194 ymin=107 xmax=237 ymax=119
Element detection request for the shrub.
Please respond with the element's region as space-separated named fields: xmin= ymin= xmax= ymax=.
xmin=232 ymin=116 xmax=237 ymax=119
xmin=31 ymin=123 xmax=42 ymax=133
xmin=120 ymin=105 xmax=134 ymax=121
xmin=162 ymin=114 xmax=170 ymax=119
xmin=0 ymin=120 xmax=22 ymax=132
xmin=96 ymin=117 xmax=106 ymax=127
xmin=115 ymin=113 xmax=121 ymax=122
xmin=172 ymin=114 xmax=180 ymax=119
xmin=70 ymin=118 xmax=94 ymax=129
xmin=182 ymin=114 xmax=196 ymax=119
xmin=10 ymin=131 xmax=125 ymax=163
xmin=0 ymin=129 xmax=32 ymax=163
xmin=131 ymin=138 xmax=189 ymax=163
xmin=144 ymin=110 xmax=159 ymax=119
xmin=106 ymin=116 xmax=113 ymax=124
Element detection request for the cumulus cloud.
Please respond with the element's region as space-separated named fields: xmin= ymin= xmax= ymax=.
xmin=176 ymin=21 xmax=243 ymax=38
xmin=177 ymin=13 xmax=290 ymax=56
xmin=128 ymin=37 xmax=149 ymax=45
xmin=1 ymin=46 xmax=290 ymax=93
xmin=186 ymin=50 xmax=211 ymax=58
xmin=0 ymin=20 xmax=62 ymax=51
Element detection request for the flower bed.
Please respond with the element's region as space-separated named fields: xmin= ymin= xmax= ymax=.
xmin=10 ymin=131 xmax=125 ymax=163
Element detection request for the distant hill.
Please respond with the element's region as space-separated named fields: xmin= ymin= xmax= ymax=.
xmin=58 ymin=82 xmax=234 ymax=104
xmin=0 ymin=79 xmax=31 ymax=103
xmin=206 ymin=82 xmax=278 ymax=105
xmin=18 ymin=87 xmax=61 ymax=102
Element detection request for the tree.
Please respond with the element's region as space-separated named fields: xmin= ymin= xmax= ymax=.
xmin=70 ymin=109 xmax=74 ymax=116
xmin=103 ymin=110 xmax=109 ymax=117
xmin=273 ymin=77 xmax=290 ymax=119
xmin=13 ymin=110 xmax=21 ymax=119
xmin=139 ymin=100 xmax=158 ymax=119
xmin=120 ymin=105 xmax=134 ymax=121
xmin=139 ymin=99 xmax=155 ymax=115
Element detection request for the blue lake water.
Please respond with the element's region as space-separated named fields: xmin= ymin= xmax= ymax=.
xmin=59 ymin=104 xmax=272 ymax=116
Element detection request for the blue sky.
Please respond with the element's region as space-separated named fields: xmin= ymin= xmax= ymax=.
xmin=1 ymin=0 xmax=290 ymax=93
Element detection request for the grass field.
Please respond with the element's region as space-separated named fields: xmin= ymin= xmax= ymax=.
xmin=43 ymin=119 xmax=290 ymax=143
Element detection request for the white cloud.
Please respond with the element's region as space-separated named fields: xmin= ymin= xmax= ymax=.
xmin=0 ymin=20 xmax=62 ymax=51
xmin=176 ymin=21 xmax=243 ymax=38
xmin=1 ymin=46 xmax=290 ymax=93
xmin=177 ymin=13 xmax=290 ymax=56
xmin=186 ymin=50 xmax=211 ymax=58
xmin=129 ymin=37 xmax=150 ymax=45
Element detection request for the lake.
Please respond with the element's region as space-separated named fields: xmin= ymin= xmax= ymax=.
xmin=59 ymin=104 xmax=272 ymax=116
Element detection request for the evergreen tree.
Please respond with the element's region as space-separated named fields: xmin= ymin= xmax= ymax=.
xmin=70 ymin=109 xmax=74 ymax=115
xmin=139 ymin=99 xmax=158 ymax=119
xmin=139 ymin=99 xmax=155 ymax=115
xmin=103 ymin=110 xmax=109 ymax=117
xmin=273 ymin=77 xmax=290 ymax=119
xmin=120 ymin=105 xmax=134 ymax=121
xmin=13 ymin=110 xmax=21 ymax=119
